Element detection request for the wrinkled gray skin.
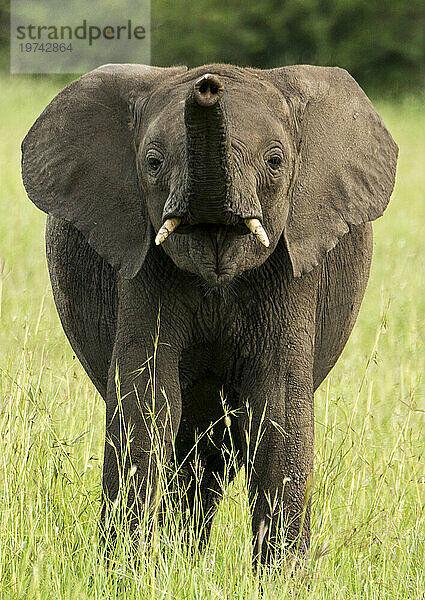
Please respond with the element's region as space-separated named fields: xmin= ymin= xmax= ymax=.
xmin=21 ymin=63 xmax=398 ymax=562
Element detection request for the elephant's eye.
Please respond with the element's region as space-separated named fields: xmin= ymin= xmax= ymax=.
xmin=265 ymin=149 xmax=284 ymax=172
xmin=146 ymin=150 xmax=163 ymax=174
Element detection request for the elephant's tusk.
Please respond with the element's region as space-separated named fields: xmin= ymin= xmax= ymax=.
xmin=155 ymin=218 xmax=181 ymax=245
xmin=244 ymin=218 xmax=270 ymax=248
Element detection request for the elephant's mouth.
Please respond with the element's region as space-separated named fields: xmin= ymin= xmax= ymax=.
xmin=153 ymin=215 xmax=271 ymax=288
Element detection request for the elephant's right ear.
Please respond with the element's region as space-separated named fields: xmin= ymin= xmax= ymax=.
xmin=22 ymin=64 xmax=187 ymax=278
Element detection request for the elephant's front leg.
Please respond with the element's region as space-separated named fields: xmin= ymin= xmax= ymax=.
xmin=241 ymin=349 xmax=314 ymax=564
xmin=101 ymin=325 xmax=182 ymax=541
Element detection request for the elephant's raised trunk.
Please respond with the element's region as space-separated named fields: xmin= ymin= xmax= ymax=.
xmin=184 ymin=73 xmax=234 ymax=224
xmin=157 ymin=73 xmax=269 ymax=248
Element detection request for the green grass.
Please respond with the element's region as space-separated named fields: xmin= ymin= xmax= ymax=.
xmin=0 ymin=73 xmax=424 ymax=599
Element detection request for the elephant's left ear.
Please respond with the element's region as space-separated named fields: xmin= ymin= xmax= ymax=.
xmin=261 ymin=65 xmax=398 ymax=277
xmin=22 ymin=63 xmax=187 ymax=278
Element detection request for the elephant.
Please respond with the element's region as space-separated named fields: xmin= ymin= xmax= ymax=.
xmin=21 ymin=62 xmax=398 ymax=563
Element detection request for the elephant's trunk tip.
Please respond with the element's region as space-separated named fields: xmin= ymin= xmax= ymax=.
xmin=193 ymin=73 xmax=224 ymax=107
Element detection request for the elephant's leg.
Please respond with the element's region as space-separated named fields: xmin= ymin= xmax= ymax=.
xmin=101 ymin=334 xmax=182 ymax=545
xmin=240 ymin=351 xmax=314 ymax=564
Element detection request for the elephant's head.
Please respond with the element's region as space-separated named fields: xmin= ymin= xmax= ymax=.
xmin=22 ymin=63 xmax=397 ymax=285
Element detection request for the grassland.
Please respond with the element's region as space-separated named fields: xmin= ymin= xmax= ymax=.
xmin=0 ymin=73 xmax=424 ymax=599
